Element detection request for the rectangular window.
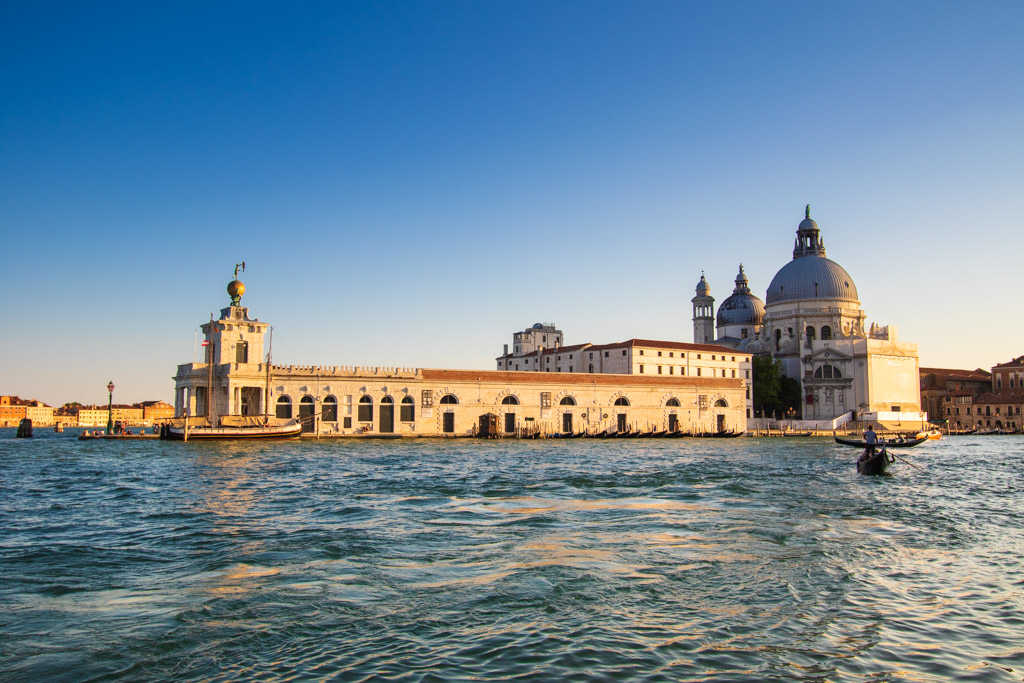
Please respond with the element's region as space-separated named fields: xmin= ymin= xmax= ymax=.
xmin=235 ymin=342 xmax=248 ymax=363
xmin=640 ymin=350 xmax=644 ymax=356
xmin=622 ymin=350 xmax=627 ymax=356
xmin=421 ymin=390 xmax=433 ymax=408
xmin=657 ymin=351 xmax=662 ymax=357
xmin=732 ymin=370 xmax=736 ymax=377
xmin=639 ymin=365 xmax=644 ymax=373
xmin=605 ymin=352 xmax=609 ymax=357
xmin=697 ymin=368 xmax=701 ymax=376
xmin=657 ymin=366 xmax=662 ymax=374
xmin=343 ymin=417 xmax=352 ymax=428
xmin=540 ymin=392 xmax=552 ymax=408
xmin=697 ymin=354 xmax=701 ymax=359
xmin=401 ymin=402 xmax=414 ymax=422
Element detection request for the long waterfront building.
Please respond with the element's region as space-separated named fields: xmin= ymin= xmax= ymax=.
xmin=173 ymin=284 xmax=750 ymax=437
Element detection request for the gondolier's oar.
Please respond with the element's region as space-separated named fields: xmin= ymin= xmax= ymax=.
xmin=890 ymin=450 xmax=923 ymax=471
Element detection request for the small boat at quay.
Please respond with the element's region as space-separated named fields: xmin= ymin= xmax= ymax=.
xmin=834 ymin=435 xmax=928 ymax=448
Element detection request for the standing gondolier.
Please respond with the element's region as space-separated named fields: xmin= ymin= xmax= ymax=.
xmin=863 ymin=424 xmax=878 ymax=458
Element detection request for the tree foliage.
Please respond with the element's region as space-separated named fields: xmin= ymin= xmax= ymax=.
xmin=752 ymin=355 xmax=801 ymax=417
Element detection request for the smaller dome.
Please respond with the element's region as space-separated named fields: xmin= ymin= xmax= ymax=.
xmin=532 ymin=323 xmax=544 ymax=330
xmin=798 ymin=217 xmax=818 ymax=232
xmin=717 ymin=265 xmax=764 ymax=326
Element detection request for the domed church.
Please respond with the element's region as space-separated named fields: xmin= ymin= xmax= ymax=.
xmin=695 ymin=206 xmax=923 ymax=423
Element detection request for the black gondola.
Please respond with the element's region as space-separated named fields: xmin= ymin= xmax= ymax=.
xmin=857 ymin=446 xmax=894 ymax=475
xmin=834 ymin=435 xmax=927 ymax=448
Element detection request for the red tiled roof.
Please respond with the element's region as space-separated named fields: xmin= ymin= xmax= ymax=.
xmin=993 ymin=356 xmax=1024 ymax=369
xmin=973 ymin=392 xmax=1024 ymax=404
xmin=920 ymin=367 xmax=992 ymax=381
xmin=497 ymin=338 xmax=748 ymax=360
xmin=624 ymin=339 xmax=750 ymax=355
xmin=421 ymin=368 xmax=741 ymax=388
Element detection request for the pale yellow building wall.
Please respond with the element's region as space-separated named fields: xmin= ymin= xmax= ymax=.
xmin=173 ymin=363 xmax=748 ymax=436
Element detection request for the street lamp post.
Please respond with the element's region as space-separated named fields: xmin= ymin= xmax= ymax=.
xmin=106 ymin=381 xmax=115 ymax=435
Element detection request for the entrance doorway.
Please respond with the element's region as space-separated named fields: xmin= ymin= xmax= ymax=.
xmin=562 ymin=412 xmax=573 ymax=434
xmin=299 ymin=396 xmax=315 ymax=433
xmin=716 ymin=414 xmax=726 ymax=433
xmin=443 ymin=412 xmax=455 ymax=434
xmin=504 ymin=412 xmax=516 ymax=433
xmin=240 ymin=387 xmax=261 ymax=416
xmin=617 ymin=413 xmax=627 ymax=433
xmin=380 ymin=396 xmax=394 ymax=433
xmin=668 ymin=413 xmax=678 ymax=433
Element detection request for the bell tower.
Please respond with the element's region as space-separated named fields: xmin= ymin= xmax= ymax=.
xmin=691 ymin=273 xmax=715 ymax=344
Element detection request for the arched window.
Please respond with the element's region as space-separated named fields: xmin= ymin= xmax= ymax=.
xmin=775 ymin=329 xmax=782 ymax=351
xmin=381 ymin=396 xmax=394 ymax=404
xmin=501 ymin=396 xmax=519 ymax=405
xmin=821 ymin=325 xmax=832 ymax=340
xmin=301 ymin=395 xmax=314 ymax=404
xmin=588 ymin=363 xmax=594 ymax=373
xmin=440 ymin=394 xmax=458 ymax=405
xmin=322 ymin=395 xmax=338 ymax=422
xmin=276 ymin=396 xmax=292 ymax=419
xmin=714 ymin=399 xmax=728 ymax=407
xmin=560 ymin=396 xmax=576 ymax=406
xmin=614 ymin=397 xmax=629 ymax=406
xmin=813 ymin=364 xmax=842 ymax=379
xmin=400 ymin=396 xmax=414 ymax=422
xmin=358 ymin=395 xmax=373 ymax=422
xmin=666 ymin=398 xmax=680 ymax=407
xmin=806 ymin=326 xmax=816 ymax=345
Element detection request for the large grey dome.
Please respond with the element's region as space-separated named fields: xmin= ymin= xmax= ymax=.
xmin=717 ymin=264 xmax=765 ymax=325
xmin=766 ymin=256 xmax=858 ymax=304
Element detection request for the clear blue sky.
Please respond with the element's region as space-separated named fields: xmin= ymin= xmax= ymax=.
xmin=2 ymin=1 xmax=1022 ymax=407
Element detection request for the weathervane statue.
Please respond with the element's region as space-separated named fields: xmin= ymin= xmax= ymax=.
xmin=228 ymin=261 xmax=246 ymax=306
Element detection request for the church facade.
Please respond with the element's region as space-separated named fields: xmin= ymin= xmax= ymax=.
xmin=695 ymin=207 xmax=923 ymax=422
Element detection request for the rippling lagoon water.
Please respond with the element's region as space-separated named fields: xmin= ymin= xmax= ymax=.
xmin=1 ymin=430 xmax=1022 ymax=682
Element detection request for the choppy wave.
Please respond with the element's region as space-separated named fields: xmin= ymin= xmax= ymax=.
xmin=1 ymin=430 xmax=1022 ymax=681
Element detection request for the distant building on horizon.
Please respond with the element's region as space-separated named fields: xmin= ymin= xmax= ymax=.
xmin=935 ymin=356 xmax=1024 ymax=432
